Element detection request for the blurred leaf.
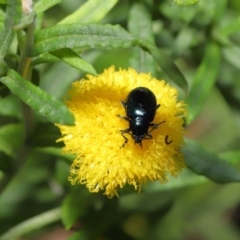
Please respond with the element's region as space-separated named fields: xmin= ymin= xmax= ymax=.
xmin=61 ymin=187 xmax=90 ymax=230
xmin=128 ymin=3 xmax=156 ymax=75
xmin=0 ymin=152 xmax=13 ymax=173
xmin=0 ymin=136 xmax=13 ymax=156
xmin=34 ymin=0 xmax=61 ymax=14
xmin=0 ymin=96 xmax=22 ymax=119
xmin=186 ymin=42 xmax=221 ymax=123
xmin=143 ymin=170 xmax=207 ymax=192
xmin=50 ymin=48 xmax=97 ymax=75
xmin=212 ymin=0 xmax=227 ymax=23
xmin=0 ymin=208 xmax=61 ymax=240
xmin=220 ymin=150 xmax=240 ymax=165
xmin=0 ymin=134 xmax=14 ymax=173
xmin=219 ymin=16 xmax=240 ymax=36
xmin=58 ymin=0 xmax=118 ymax=25
xmin=0 ymin=123 xmax=24 ymax=149
xmin=67 ymin=231 xmax=90 ymax=240
xmin=0 ymin=82 xmax=10 ymax=98
xmin=139 ymin=41 xmax=188 ymax=93
xmin=0 ymin=8 xmax=5 ymax=20
xmin=1 ymin=70 xmax=75 ymax=125
xmin=35 ymin=147 xmax=74 ymax=163
xmin=32 ymin=24 xmax=137 ymax=56
xmin=183 ymin=139 xmax=240 ymax=183
xmin=128 ymin=3 xmax=154 ymax=42
xmin=172 ymin=27 xmax=195 ymax=58
xmin=27 ymin=122 xmax=63 ymax=148
xmin=160 ymin=1 xmax=198 ymax=23
xmin=223 ymin=45 xmax=240 ymax=69
xmin=119 ymin=191 xmax=174 ymax=212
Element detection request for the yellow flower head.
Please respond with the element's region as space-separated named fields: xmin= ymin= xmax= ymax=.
xmin=57 ymin=67 xmax=187 ymax=198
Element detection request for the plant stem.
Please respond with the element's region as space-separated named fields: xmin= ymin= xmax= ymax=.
xmin=0 ymin=1 xmax=35 ymax=195
xmin=0 ymin=208 xmax=61 ymax=240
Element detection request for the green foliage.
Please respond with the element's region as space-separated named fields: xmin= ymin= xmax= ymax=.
xmin=0 ymin=0 xmax=240 ymax=239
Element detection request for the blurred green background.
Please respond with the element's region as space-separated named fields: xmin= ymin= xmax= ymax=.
xmin=1 ymin=0 xmax=240 ymax=239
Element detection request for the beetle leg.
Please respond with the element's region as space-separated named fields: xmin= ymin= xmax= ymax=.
xmin=165 ymin=135 xmax=173 ymax=145
xmin=156 ymin=103 xmax=160 ymax=110
xmin=120 ymin=100 xmax=127 ymax=110
xmin=116 ymin=114 xmax=130 ymax=122
xmin=120 ymin=128 xmax=131 ymax=148
xmin=144 ymin=132 xmax=153 ymax=139
xmin=149 ymin=120 xmax=166 ymax=132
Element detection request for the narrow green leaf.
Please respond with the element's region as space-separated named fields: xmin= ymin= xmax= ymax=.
xmin=128 ymin=3 xmax=156 ymax=75
xmin=31 ymin=53 xmax=58 ymax=66
xmin=182 ymin=139 xmax=240 ymax=183
xmin=174 ymin=0 xmax=199 ymax=6
xmin=34 ymin=0 xmax=61 ymax=14
xmin=50 ymin=48 xmax=97 ymax=75
xmin=58 ymin=0 xmax=118 ymax=25
xmin=186 ymin=43 xmax=221 ymax=123
xmin=1 ymin=70 xmax=74 ymax=125
xmin=139 ymin=41 xmax=188 ymax=93
xmin=32 ymin=24 xmax=137 ymax=56
xmin=0 ymin=136 xmax=14 ymax=157
xmin=0 ymin=0 xmax=21 ymax=71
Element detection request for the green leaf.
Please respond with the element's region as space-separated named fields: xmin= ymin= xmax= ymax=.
xmin=139 ymin=41 xmax=188 ymax=93
xmin=50 ymin=48 xmax=97 ymax=75
xmin=128 ymin=3 xmax=156 ymax=75
xmin=182 ymin=139 xmax=240 ymax=183
xmin=34 ymin=0 xmax=61 ymax=14
xmin=32 ymin=24 xmax=137 ymax=56
xmin=186 ymin=43 xmax=221 ymax=123
xmin=58 ymin=0 xmax=118 ymax=25
xmin=13 ymin=12 xmax=35 ymax=30
xmin=1 ymin=70 xmax=74 ymax=125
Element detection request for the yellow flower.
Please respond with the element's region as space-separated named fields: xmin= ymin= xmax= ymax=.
xmin=57 ymin=66 xmax=187 ymax=198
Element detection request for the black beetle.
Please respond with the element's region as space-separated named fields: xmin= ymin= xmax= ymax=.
xmin=117 ymin=87 xmax=172 ymax=148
